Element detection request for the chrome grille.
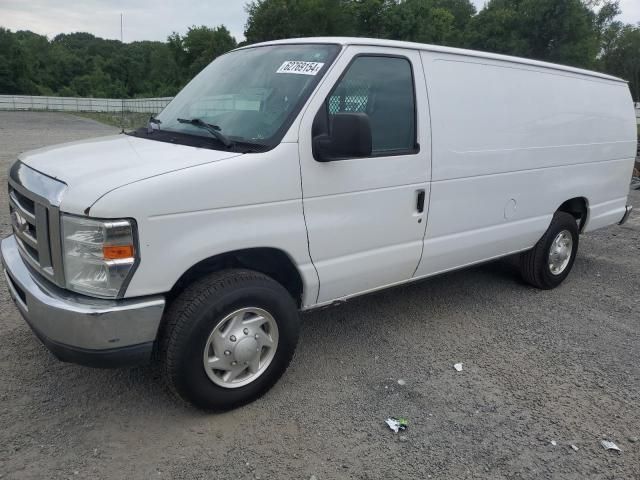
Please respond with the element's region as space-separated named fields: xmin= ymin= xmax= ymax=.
xmin=10 ymin=186 xmax=45 ymax=268
xmin=8 ymin=161 xmax=67 ymax=286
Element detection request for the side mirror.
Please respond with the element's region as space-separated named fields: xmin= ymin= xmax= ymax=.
xmin=313 ymin=113 xmax=372 ymax=162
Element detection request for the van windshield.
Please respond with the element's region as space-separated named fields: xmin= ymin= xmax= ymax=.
xmin=154 ymin=44 xmax=340 ymax=150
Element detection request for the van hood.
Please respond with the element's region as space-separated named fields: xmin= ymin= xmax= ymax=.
xmin=19 ymin=134 xmax=243 ymax=214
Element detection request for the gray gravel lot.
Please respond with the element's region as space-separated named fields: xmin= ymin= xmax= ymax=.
xmin=0 ymin=111 xmax=639 ymax=479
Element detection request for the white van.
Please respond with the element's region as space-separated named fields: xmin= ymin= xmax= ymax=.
xmin=2 ymin=37 xmax=636 ymax=410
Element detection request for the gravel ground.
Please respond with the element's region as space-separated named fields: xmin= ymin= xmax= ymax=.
xmin=0 ymin=111 xmax=638 ymax=480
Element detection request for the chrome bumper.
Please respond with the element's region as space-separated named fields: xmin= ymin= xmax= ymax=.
xmin=619 ymin=205 xmax=633 ymax=225
xmin=1 ymin=235 xmax=165 ymax=367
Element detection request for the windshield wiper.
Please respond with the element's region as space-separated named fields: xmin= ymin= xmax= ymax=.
xmin=147 ymin=115 xmax=161 ymax=134
xmin=177 ymin=118 xmax=234 ymax=148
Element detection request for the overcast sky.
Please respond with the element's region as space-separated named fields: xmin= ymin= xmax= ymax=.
xmin=1 ymin=0 xmax=639 ymax=43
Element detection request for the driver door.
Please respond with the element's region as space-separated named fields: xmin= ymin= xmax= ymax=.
xmin=298 ymin=46 xmax=432 ymax=304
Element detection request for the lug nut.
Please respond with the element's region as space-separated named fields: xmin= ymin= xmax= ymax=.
xmin=230 ymin=335 xmax=237 ymax=342
xmin=243 ymin=328 xmax=249 ymax=335
xmin=224 ymin=350 xmax=231 ymax=356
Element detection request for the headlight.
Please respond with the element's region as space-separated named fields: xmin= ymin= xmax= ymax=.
xmin=61 ymin=215 xmax=138 ymax=298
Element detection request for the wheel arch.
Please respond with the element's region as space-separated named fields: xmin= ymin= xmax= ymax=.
xmin=556 ymin=196 xmax=589 ymax=233
xmin=168 ymin=248 xmax=305 ymax=308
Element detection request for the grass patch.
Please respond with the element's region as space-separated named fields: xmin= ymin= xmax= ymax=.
xmin=73 ymin=111 xmax=150 ymax=130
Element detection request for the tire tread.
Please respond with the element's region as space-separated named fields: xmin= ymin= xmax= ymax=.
xmin=520 ymin=211 xmax=578 ymax=289
xmin=158 ymin=269 xmax=293 ymax=407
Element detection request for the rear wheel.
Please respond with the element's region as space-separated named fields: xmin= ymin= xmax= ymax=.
xmin=520 ymin=212 xmax=579 ymax=289
xmin=159 ymin=269 xmax=300 ymax=410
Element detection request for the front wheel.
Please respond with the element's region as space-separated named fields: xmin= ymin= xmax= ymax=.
xmin=159 ymin=269 xmax=300 ymax=410
xmin=520 ymin=211 xmax=579 ymax=289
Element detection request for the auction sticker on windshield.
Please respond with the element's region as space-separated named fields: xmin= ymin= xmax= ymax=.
xmin=277 ymin=61 xmax=324 ymax=75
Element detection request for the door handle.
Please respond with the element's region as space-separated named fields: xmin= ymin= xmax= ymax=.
xmin=416 ymin=189 xmax=425 ymax=213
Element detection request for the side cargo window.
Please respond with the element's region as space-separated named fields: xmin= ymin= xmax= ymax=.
xmin=324 ymin=55 xmax=417 ymax=155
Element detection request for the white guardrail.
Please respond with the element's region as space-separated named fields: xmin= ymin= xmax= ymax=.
xmin=0 ymin=95 xmax=173 ymax=113
xmin=0 ymin=95 xmax=639 ymax=122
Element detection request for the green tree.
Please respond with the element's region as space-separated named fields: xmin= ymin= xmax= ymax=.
xmin=347 ymin=0 xmax=396 ymax=38
xmin=599 ymin=24 xmax=640 ymax=100
xmin=433 ymin=0 xmax=476 ymax=30
xmin=0 ymin=29 xmax=44 ymax=94
xmin=385 ymin=0 xmax=461 ymax=44
xmin=244 ymin=0 xmax=353 ymax=43
xmin=181 ymin=26 xmax=237 ymax=77
xmin=465 ymin=0 xmax=605 ymax=68
xmin=0 ymin=27 xmax=220 ymax=97
xmin=244 ymin=0 xmax=476 ymax=45
xmin=0 ymin=28 xmax=23 ymax=93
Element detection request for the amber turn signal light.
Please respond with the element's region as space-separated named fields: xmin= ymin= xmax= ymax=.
xmin=103 ymin=245 xmax=135 ymax=260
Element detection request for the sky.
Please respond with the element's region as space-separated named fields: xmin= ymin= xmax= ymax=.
xmin=0 ymin=0 xmax=639 ymax=43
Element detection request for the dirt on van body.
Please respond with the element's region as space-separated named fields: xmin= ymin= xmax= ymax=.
xmin=0 ymin=111 xmax=638 ymax=479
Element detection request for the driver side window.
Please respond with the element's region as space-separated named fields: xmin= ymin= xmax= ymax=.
xmin=326 ymin=55 xmax=417 ymax=155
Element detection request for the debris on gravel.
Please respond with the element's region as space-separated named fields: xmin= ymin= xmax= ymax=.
xmin=385 ymin=417 xmax=408 ymax=433
xmin=454 ymin=363 xmax=463 ymax=372
xmin=601 ymin=440 xmax=621 ymax=452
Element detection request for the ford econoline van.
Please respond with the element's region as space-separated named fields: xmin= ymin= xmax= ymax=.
xmin=2 ymin=38 xmax=636 ymax=410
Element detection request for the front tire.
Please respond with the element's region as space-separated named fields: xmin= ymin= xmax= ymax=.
xmin=520 ymin=211 xmax=579 ymax=289
xmin=159 ymin=269 xmax=300 ymax=410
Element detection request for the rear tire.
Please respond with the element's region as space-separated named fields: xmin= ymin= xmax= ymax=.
xmin=159 ymin=269 xmax=300 ymax=410
xmin=520 ymin=212 xmax=579 ymax=289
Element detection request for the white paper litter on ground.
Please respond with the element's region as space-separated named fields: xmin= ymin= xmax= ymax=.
xmin=385 ymin=417 xmax=407 ymax=433
xmin=571 ymin=444 xmax=579 ymax=451
xmin=550 ymin=440 xmax=557 ymax=446
xmin=601 ymin=440 xmax=621 ymax=452
xmin=454 ymin=363 xmax=463 ymax=372
xmin=397 ymin=379 xmax=406 ymax=386
xmin=386 ymin=418 xmax=400 ymax=433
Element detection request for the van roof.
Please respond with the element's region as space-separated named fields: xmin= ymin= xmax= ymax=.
xmin=242 ymin=37 xmax=625 ymax=83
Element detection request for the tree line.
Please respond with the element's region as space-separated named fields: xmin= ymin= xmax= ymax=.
xmin=0 ymin=0 xmax=638 ymax=100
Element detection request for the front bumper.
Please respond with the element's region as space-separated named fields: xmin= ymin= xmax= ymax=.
xmin=1 ymin=235 xmax=165 ymax=367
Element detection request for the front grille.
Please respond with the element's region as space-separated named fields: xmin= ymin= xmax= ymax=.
xmin=9 ymin=183 xmax=53 ymax=275
xmin=8 ymin=161 xmax=66 ymax=286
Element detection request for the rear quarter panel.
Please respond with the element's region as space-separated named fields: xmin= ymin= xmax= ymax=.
xmin=415 ymin=51 xmax=636 ymax=277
